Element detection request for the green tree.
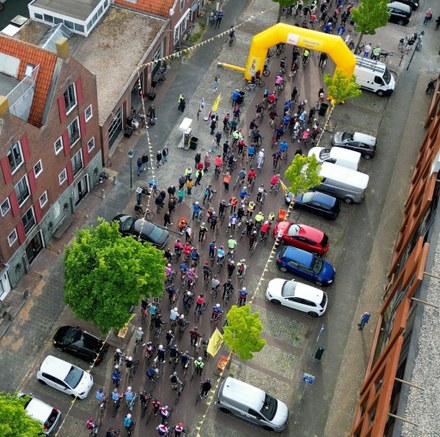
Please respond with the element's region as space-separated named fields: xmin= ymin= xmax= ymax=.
xmin=0 ymin=393 xmax=43 ymax=437
xmin=323 ymin=70 xmax=362 ymax=105
xmin=351 ymin=0 xmax=390 ymax=50
xmin=223 ymin=305 xmax=266 ymax=360
xmin=272 ymin=0 xmax=297 ymax=23
xmin=64 ymin=219 xmax=165 ymax=333
xmin=284 ymin=154 xmax=322 ymax=206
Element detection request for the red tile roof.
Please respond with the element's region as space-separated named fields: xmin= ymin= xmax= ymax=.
xmin=0 ymin=34 xmax=57 ymax=127
xmin=114 ymin=0 xmax=175 ymax=17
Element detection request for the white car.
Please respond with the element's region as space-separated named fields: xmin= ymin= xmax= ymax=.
xmin=266 ymin=278 xmax=328 ymax=317
xmin=308 ymin=146 xmax=361 ymax=170
xmin=37 ymin=355 xmax=93 ymax=399
xmin=19 ymin=394 xmax=62 ymax=435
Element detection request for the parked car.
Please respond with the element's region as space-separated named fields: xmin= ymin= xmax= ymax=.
xmin=53 ymin=326 xmax=108 ymax=365
xmin=285 ymin=191 xmax=340 ymax=220
xmin=393 ymin=0 xmax=418 ymax=10
xmin=19 ymin=393 xmax=62 ymax=435
xmin=276 ymin=246 xmax=336 ymax=286
xmin=266 ymin=278 xmax=328 ymax=317
xmin=387 ymin=2 xmax=412 ymax=26
xmin=37 ymin=355 xmax=94 ymax=399
xmin=331 ymin=131 xmax=377 ymax=159
xmin=273 ymin=221 xmax=329 ymax=255
xmin=308 ymin=146 xmax=361 ymax=170
xmin=113 ymin=214 xmax=169 ymax=249
xmin=217 ymin=377 xmax=289 ymax=432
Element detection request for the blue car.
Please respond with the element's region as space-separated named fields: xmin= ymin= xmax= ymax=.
xmin=276 ymin=246 xmax=336 ymax=286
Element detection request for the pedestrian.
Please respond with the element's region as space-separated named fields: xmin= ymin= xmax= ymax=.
xmin=192 ymin=201 xmax=201 ymax=220
xmin=199 ymin=222 xmax=208 ymax=242
xmin=194 ymin=152 xmax=201 ymax=168
xmin=223 ymin=172 xmax=231 ymax=191
xmin=184 ymin=167 xmax=192 ymax=180
xmin=162 ymin=146 xmax=169 ymax=163
xmin=204 ymin=151 xmax=211 ymax=172
xmin=156 ymin=150 xmax=162 ymax=167
xmin=178 ymin=94 xmax=186 ymax=112
xmin=195 ymin=169 xmax=203 ymax=186
xmin=137 ymin=157 xmax=143 ymax=177
xmin=142 ymin=153 xmax=149 ymax=171
xmin=423 ymin=8 xmax=432 ymax=25
xmin=215 ymin=10 xmax=223 ymax=28
xmin=363 ymin=43 xmax=372 ymax=58
xmin=177 ymin=188 xmax=185 ymax=204
xmin=178 ymin=175 xmax=186 ymax=190
xmin=200 ymin=379 xmax=212 ymax=397
xmin=164 ymin=210 xmax=172 ymax=227
xmin=148 ymin=104 xmax=156 ymax=120
xmin=186 ymin=178 xmax=193 ymax=196
xmin=358 ymin=312 xmax=370 ymax=330
xmin=210 ymin=118 xmax=217 ymax=135
xmin=215 ymin=131 xmax=222 ymax=147
xmin=214 ymin=75 xmax=220 ymax=92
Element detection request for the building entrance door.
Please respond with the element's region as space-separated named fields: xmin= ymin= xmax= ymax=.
xmin=25 ymin=231 xmax=43 ymax=264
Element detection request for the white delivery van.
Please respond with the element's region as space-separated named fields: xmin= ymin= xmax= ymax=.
xmin=217 ymin=377 xmax=289 ymax=432
xmin=317 ymin=162 xmax=369 ymax=204
xmin=354 ymin=55 xmax=395 ymax=96
xmin=308 ymin=146 xmax=361 ymax=170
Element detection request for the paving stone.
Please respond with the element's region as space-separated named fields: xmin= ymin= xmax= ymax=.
xmin=250 ymin=343 xmax=298 ymax=380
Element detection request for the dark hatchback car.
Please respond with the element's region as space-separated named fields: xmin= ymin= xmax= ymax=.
xmin=331 ymin=132 xmax=377 ymax=159
xmin=113 ymin=214 xmax=169 ymax=249
xmin=387 ymin=2 xmax=412 ymax=26
xmin=53 ymin=326 xmax=108 ymax=365
xmin=286 ymin=191 xmax=340 ymax=220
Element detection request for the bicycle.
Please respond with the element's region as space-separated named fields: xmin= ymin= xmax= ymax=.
xmin=89 ymin=419 xmax=103 ymax=437
xmin=194 ymin=303 xmax=208 ymax=323
xmin=127 ymin=393 xmax=137 ymax=412
xmin=174 ymin=384 xmax=185 ymax=405
xmin=111 ymin=396 xmax=122 ymax=417
xmin=128 ymin=360 xmax=139 ymax=381
xmin=216 ymin=256 xmax=225 ymax=273
xmin=140 ymin=393 xmax=152 ymax=418
xmin=249 ymin=238 xmax=258 ymax=253
xmin=135 ymin=206 xmax=156 ymax=221
xmin=154 ymin=322 xmax=167 ymax=340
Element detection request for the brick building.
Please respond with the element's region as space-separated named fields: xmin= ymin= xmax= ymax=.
xmin=0 ymin=33 xmax=101 ymax=295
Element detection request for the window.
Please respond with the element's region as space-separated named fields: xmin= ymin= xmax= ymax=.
xmin=85 ymin=105 xmax=93 ymax=122
xmin=15 ymin=176 xmax=30 ymax=207
xmin=71 ymin=150 xmax=83 ymax=176
xmin=22 ymin=207 xmax=36 ymax=235
xmin=39 ymin=191 xmax=48 ymax=208
xmin=180 ymin=0 xmax=184 ymax=11
xmin=1 ymin=198 xmax=11 ymax=216
xmin=67 ymin=118 xmax=80 ymax=147
xmin=25 ymin=64 xmax=35 ymax=76
xmin=54 ymin=137 xmax=63 ymax=155
xmin=59 ymin=169 xmax=67 ymax=185
xmin=87 ymin=137 xmax=95 ymax=153
xmin=63 ymin=83 xmax=76 ymax=113
xmin=7 ymin=142 xmax=24 ymax=174
xmin=43 ymin=14 xmax=54 ymax=23
xmin=8 ymin=229 xmax=18 ymax=246
xmin=34 ymin=160 xmax=43 ymax=178
xmin=34 ymin=13 xmax=43 ymax=19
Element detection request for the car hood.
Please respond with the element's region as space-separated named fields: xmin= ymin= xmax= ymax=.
xmin=53 ymin=326 xmax=71 ymax=343
xmin=79 ymin=332 xmax=103 ymax=352
xmin=320 ymin=260 xmax=336 ymax=283
xmin=274 ymin=221 xmax=290 ymax=236
xmin=271 ymin=398 xmax=289 ymax=428
xmin=266 ymin=278 xmax=286 ymax=298
xmin=353 ymin=132 xmax=377 ymax=146
xmin=76 ymin=371 xmax=93 ymax=395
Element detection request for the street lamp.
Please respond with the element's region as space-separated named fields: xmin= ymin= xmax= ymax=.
xmin=406 ymin=31 xmax=424 ymax=71
xmin=128 ymin=150 xmax=134 ymax=189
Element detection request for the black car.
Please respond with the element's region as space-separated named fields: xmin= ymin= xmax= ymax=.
xmin=387 ymin=2 xmax=412 ymax=26
xmin=331 ymin=131 xmax=377 ymax=159
xmin=53 ymin=326 xmax=108 ymax=365
xmin=394 ymin=0 xmax=418 ymax=10
xmin=113 ymin=214 xmax=169 ymax=249
xmin=285 ymin=191 xmax=340 ymax=220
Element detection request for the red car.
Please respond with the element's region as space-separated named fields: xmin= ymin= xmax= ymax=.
xmin=273 ymin=221 xmax=329 ymax=255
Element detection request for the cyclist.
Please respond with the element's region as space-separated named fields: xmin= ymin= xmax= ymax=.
xmin=260 ymin=220 xmax=272 ymax=240
xmin=112 ymin=365 xmax=121 ymax=387
xmin=125 ymin=356 xmax=134 ymax=377
xmin=183 ymin=291 xmax=194 ymax=312
xmin=228 ymin=25 xmax=235 ymax=43
xmin=236 ymin=167 xmax=246 ymax=186
xmin=247 ymin=168 xmax=256 ymax=184
xmin=169 ymin=307 xmax=180 ymax=325
xmin=270 ymin=174 xmax=280 ymax=192
xmin=228 ymin=213 xmax=239 ymax=231
xmin=247 ymin=200 xmax=256 ymax=218
xmin=203 ymin=262 xmax=211 ymax=282
xmin=219 ymin=200 xmax=228 ymax=218
xmin=195 ymin=295 xmax=205 ymax=312
xmin=106 ymin=427 xmax=119 ymax=437
xmin=156 ymin=424 xmax=169 ymax=436
xmin=211 ymin=276 xmax=221 ymax=294
xmin=254 ymin=211 xmax=265 ymax=228
xmin=151 ymin=398 xmax=162 ymax=416
xmin=157 ymin=344 xmax=166 ymax=363
xmin=159 ymin=405 xmax=171 ymax=425
xmin=189 ymin=326 xmax=202 ymax=346
xmin=169 ymin=344 xmax=180 ymax=365
xmin=214 ymin=154 xmax=223 ymax=169
xmin=140 ymin=391 xmax=150 ymax=408
xmin=170 ymin=371 xmax=183 ymax=390
xmin=123 ymin=414 xmax=135 ymax=433
xmin=227 ymin=260 xmax=235 ymax=278
xmin=227 ymin=236 xmax=237 ymax=251
xmin=200 ymin=379 xmax=212 ymax=398
xmin=249 ymin=230 xmax=258 ymax=250
xmin=208 ymin=241 xmax=217 ymax=260
xmin=111 ymin=388 xmax=122 ymax=403
xmin=124 ymin=387 xmax=135 ymax=408
xmin=223 ymin=279 xmax=235 ymax=300
xmin=279 ymin=140 xmax=288 ymax=155
xmin=194 ymin=356 xmax=205 ymax=375
xmin=238 ymin=288 xmax=248 ymax=306
xmin=275 ymin=74 xmax=284 ymax=89
xmin=199 ymin=222 xmax=208 ymax=242
xmin=166 ymin=285 xmax=176 ymax=303
xmin=135 ymin=326 xmax=144 ymax=343
xmin=173 ymin=423 xmax=186 ymax=436
xmin=146 ymin=366 xmax=159 ymax=382
xmin=211 ymin=303 xmax=223 ymax=322
xmin=144 ymin=341 xmax=154 ymax=361
xmin=183 ymin=242 xmax=192 ymax=259
xmin=303 ymin=48 xmax=310 ymax=65
xmin=180 ymin=351 xmax=191 ymax=369
xmin=237 ymin=259 xmax=247 ymax=278
xmin=216 ymin=246 xmax=225 ymax=265
xmin=96 ymin=388 xmax=106 ymax=404
xmin=247 ymin=143 xmax=255 ymax=162
xmin=166 ymin=330 xmax=175 ymax=348
xmin=239 ymin=186 xmax=249 ymax=200
xmin=256 ymin=149 xmax=265 ymax=169
xmin=190 ymin=247 xmax=200 ymax=267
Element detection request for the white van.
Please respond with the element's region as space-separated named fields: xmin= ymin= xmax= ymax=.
xmin=317 ymin=162 xmax=369 ymax=204
xmin=217 ymin=377 xmax=289 ymax=432
xmin=354 ymin=55 xmax=395 ymax=96
xmin=308 ymin=146 xmax=361 ymax=170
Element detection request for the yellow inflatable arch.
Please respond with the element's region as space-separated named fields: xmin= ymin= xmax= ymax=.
xmin=244 ymin=22 xmax=356 ymax=81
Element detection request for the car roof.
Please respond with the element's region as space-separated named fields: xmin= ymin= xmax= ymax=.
xmin=289 ymin=282 xmax=323 ymax=303
xmin=283 ymin=246 xmax=314 ymax=266
xmin=133 ymin=219 xmax=155 ymax=234
xmin=221 ymin=377 xmax=265 ymax=410
xmin=25 ymin=397 xmax=53 ymax=422
xmin=40 ymin=355 xmax=73 ymax=378
xmin=288 ymin=223 xmax=323 ymax=240
xmin=388 ymin=1 xmax=411 ymax=11
xmin=352 ymin=132 xmax=376 ymax=146
xmin=303 ymin=191 xmax=337 ymax=207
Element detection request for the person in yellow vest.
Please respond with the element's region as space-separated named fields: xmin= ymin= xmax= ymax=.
xmin=247 ymin=201 xmax=256 ymax=218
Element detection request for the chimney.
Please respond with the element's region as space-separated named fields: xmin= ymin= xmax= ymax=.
xmin=55 ymin=37 xmax=69 ymax=59
xmin=0 ymin=96 xmax=9 ymax=117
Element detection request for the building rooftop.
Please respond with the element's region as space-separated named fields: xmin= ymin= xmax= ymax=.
xmin=30 ymin=0 xmax=103 ymax=22
xmin=0 ymin=72 xmax=20 ymax=96
xmin=114 ymin=0 xmax=174 ymax=18
xmin=68 ymin=6 xmax=166 ymax=125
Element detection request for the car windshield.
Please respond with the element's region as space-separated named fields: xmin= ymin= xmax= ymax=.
xmin=301 ymin=192 xmax=314 ymax=204
xmin=64 ymin=328 xmax=81 ymax=344
xmin=287 ymin=224 xmax=301 ymax=237
xmin=383 ymin=67 xmax=391 ymax=84
xmin=320 ymin=292 xmax=327 ymax=309
xmin=121 ymin=217 xmax=135 ymax=232
xmin=341 ymin=132 xmax=354 ymax=142
xmin=260 ymin=394 xmax=278 ymax=421
xmin=282 ymin=281 xmax=297 ymax=298
xmin=64 ymin=366 xmax=83 ymax=389
xmin=312 ymin=257 xmax=323 ymax=274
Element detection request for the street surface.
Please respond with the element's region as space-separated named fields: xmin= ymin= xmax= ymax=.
xmin=1 ymin=0 xmax=439 ymax=436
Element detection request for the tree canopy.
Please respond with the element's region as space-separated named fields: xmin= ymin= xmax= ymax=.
xmin=351 ymin=0 xmax=390 ymax=45
xmin=284 ymin=154 xmax=322 ymax=198
xmin=0 ymin=393 xmax=43 ymax=437
xmin=324 ymin=70 xmax=362 ymax=105
xmin=223 ymin=305 xmax=266 ymax=360
xmin=64 ymin=219 xmax=165 ymax=333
